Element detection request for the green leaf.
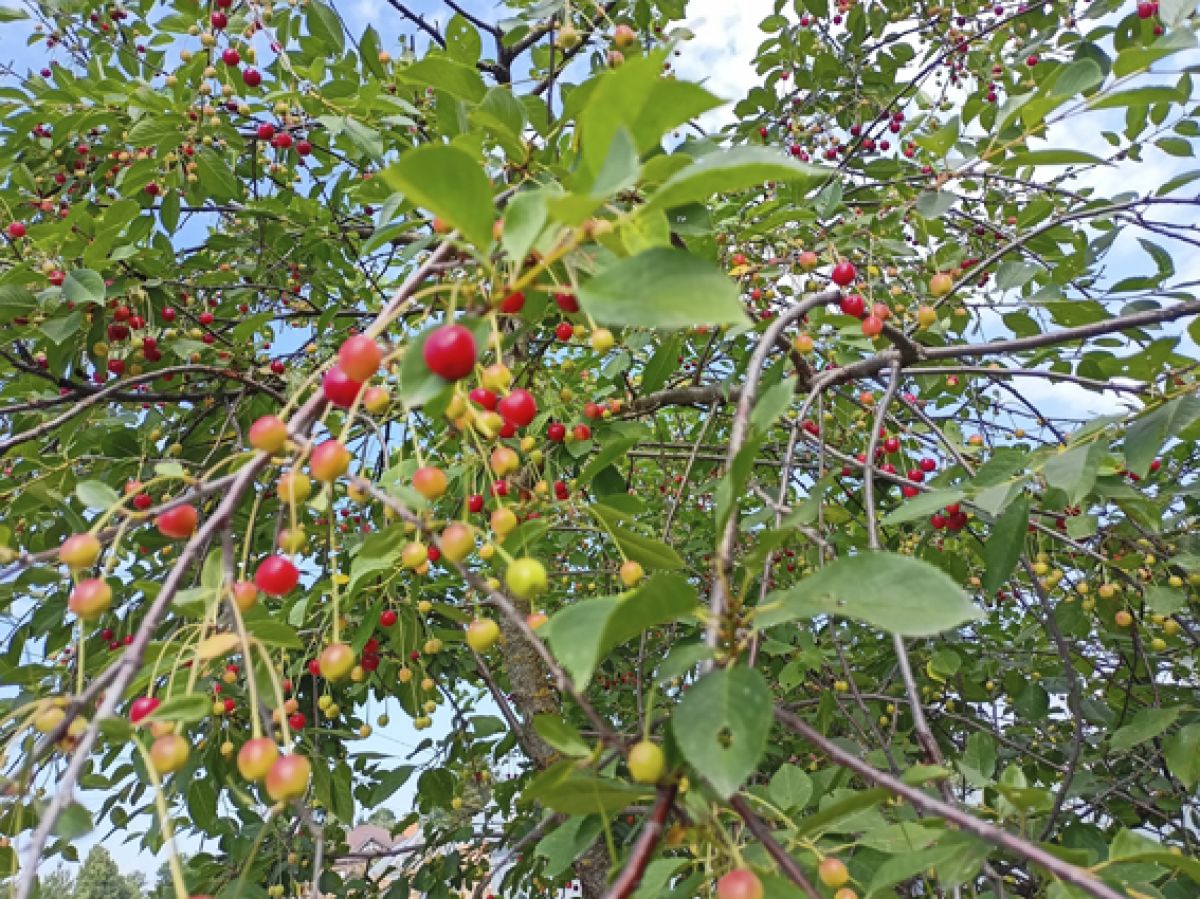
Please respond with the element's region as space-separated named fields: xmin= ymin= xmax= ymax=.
xmin=444 ymin=14 xmax=483 ymax=64
xmin=982 ymin=495 xmax=1029 ymax=596
xmin=53 ymin=803 xmax=93 ymax=839
xmin=1050 ymin=59 xmax=1104 ymax=97
xmin=751 ymin=377 xmax=796 ymax=435
xmin=536 ymin=816 xmax=602 ymax=878
xmin=1124 ymin=396 xmax=1200 ymax=477
xmin=524 ymin=760 xmax=651 ymax=815
xmin=578 ymin=249 xmax=749 ymax=329
xmin=244 ymin=617 xmax=302 ymax=649
xmin=396 ymin=57 xmax=487 ymax=103
xmin=187 ymin=778 xmax=218 ymax=827
xmin=76 ymin=480 xmax=120 ymax=510
xmin=1110 ymin=707 xmax=1180 ymax=751
xmin=500 ymin=189 xmax=549 ymax=264
xmin=999 ymin=149 xmax=1107 ymax=168
xmin=760 ymin=552 xmax=982 ymax=636
xmin=41 ymin=311 xmax=82 ymax=344
xmin=544 ymin=573 xmax=696 ymax=687
xmin=643 ymin=147 xmax=823 ymax=212
xmin=195 ymin=149 xmax=240 ymax=202
xmin=915 ymin=191 xmax=956 ymax=218
xmin=306 ymin=1 xmax=346 ymax=54
xmin=591 ymin=506 xmax=685 ymax=569
xmin=767 ymin=763 xmax=812 ymax=810
xmin=1163 ymin=723 xmax=1200 ymax=788
xmin=0 ymin=284 xmax=35 ymax=316
xmin=1041 ymin=441 xmax=1103 ymax=503
xmin=1144 ymin=586 xmax=1186 ymax=615
xmin=63 ymin=269 xmax=106 ymax=305
xmin=0 ymin=6 xmax=28 ymax=21
xmin=671 ymin=666 xmax=772 ymax=798
xmin=881 ymin=488 xmax=965 ymax=526
xmin=381 ymin=145 xmax=494 ymax=249
xmin=146 ymin=693 xmax=212 ymax=724
xmin=533 ymin=715 xmax=591 ymax=757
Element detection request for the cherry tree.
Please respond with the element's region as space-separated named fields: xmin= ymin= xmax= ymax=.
xmin=0 ymin=0 xmax=1199 ymax=898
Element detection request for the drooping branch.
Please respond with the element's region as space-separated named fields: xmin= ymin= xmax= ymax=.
xmin=773 ymin=708 xmax=1126 ymax=899
xmin=601 ymin=784 xmax=678 ymax=899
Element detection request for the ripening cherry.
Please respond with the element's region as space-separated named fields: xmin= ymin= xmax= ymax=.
xmin=716 ymin=869 xmax=763 ymax=899
xmin=490 ymin=446 xmax=519 ymax=477
xmin=318 ymin=643 xmax=355 ymax=680
xmin=440 ymin=522 xmax=474 ymax=562
xmin=916 ymin=305 xmax=938 ymax=329
xmin=337 ymin=334 xmax=382 ymax=381
xmin=831 ymin=260 xmax=856 ymax=286
xmin=929 ymin=272 xmax=953 ymax=296
xmin=498 ymin=389 xmax=537 ymax=427
xmin=506 ymin=558 xmax=548 ymax=599
xmin=583 ymin=402 xmax=602 ymax=419
xmin=322 ymin=367 xmax=364 ymax=408
xmin=254 ymin=556 xmax=299 ymax=596
xmin=861 ymin=315 xmax=883 ymax=338
xmin=465 ymin=618 xmax=500 ymax=653
xmin=265 ymin=754 xmax=311 ymax=802
xmin=150 ymin=734 xmax=190 ymax=775
xmin=68 ymin=578 xmax=111 ymax=619
xmin=424 ymin=324 xmax=477 ymax=380
xmin=232 ymin=581 xmax=258 ymax=612
xmin=249 ymin=415 xmax=288 ymax=452
xmin=572 ymin=424 xmax=591 ymax=441
xmin=362 ymin=386 xmax=390 ymax=414
xmin=60 ymin=533 xmax=101 ymax=570
xmin=310 ymin=440 xmax=350 ymax=482
xmin=277 ymin=471 xmax=312 ymax=504
xmin=237 ymin=737 xmax=279 ymax=782
xmin=619 ymin=560 xmax=644 ymax=587
xmin=155 ymin=505 xmax=198 ymax=539
xmin=129 ymin=696 xmax=160 ymax=724
xmin=818 ymin=858 xmax=850 ymax=888
xmin=627 ymin=740 xmax=664 ymax=783
xmin=413 ymin=466 xmax=448 ymax=500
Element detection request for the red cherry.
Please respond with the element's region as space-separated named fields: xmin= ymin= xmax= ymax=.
xmin=155 ymin=505 xmax=198 ymax=539
xmin=716 ymin=869 xmax=763 ymax=899
xmin=132 ymin=493 xmax=153 ymax=511
xmin=583 ymin=402 xmax=602 ymax=420
xmin=307 ymin=659 xmax=321 ymax=676
xmin=221 ymin=48 xmax=240 ymax=66
xmin=861 ymin=314 xmax=883 ymax=337
xmin=211 ymin=11 xmax=228 ymax=28
xmin=554 ymin=292 xmax=579 ymax=313
xmin=255 ymin=555 xmax=299 ymax=596
xmin=161 ymin=307 xmax=176 ymax=322
xmin=322 ymin=366 xmax=365 ymax=408
xmin=423 ymin=324 xmax=477 ymax=380
xmin=242 ymin=68 xmax=262 ymax=87
xmin=498 ymin=291 xmax=526 ymax=314
xmin=831 ymin=261 xmax=856 ymax=286
xmin=840 ymin=294 xmax=865 ymax=318
xmin=129 ymin=696 xmax=160 ymax=724
xmin=467 ymin=494 xmax=484 ymax=514
xmin=256 ymin=123 xmax=275 ymax=141
xmin=572 ymin=424 xmax=591 ymax=441
xmin=498 ymin=389 xmax=537 ymax=427
xmin=555 ymin=321 xmax=574 ymax=342
xmin=337 ymin=334 xmax=382 ymax=381
xmin=271 ymin=132 xmax=293 ymax=150
xmin=288 ymin=712 xmax=307 ymax=730
xmin=198 ymin=311 xmax=214 ymax=326
xmin=919 ymin=458 xmax=937 ymax=472
xmin=380 ymin=609 xmax=398 ymax=628
xmin=6 ymin=222 xmax=26 ymax=239
xmin=296 ymin=139 xmax=313 ymax=156
xmin=469 ymin=388 xmax=497 ymax=410
xmin=547 ymin=422 xmax=566 ymax=442
xmin=882 ymin=437 xmax=900 ymax=454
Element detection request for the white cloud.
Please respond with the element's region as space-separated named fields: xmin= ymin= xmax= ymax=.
xmin=675 ymin=0 xmax=776 ymax=124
